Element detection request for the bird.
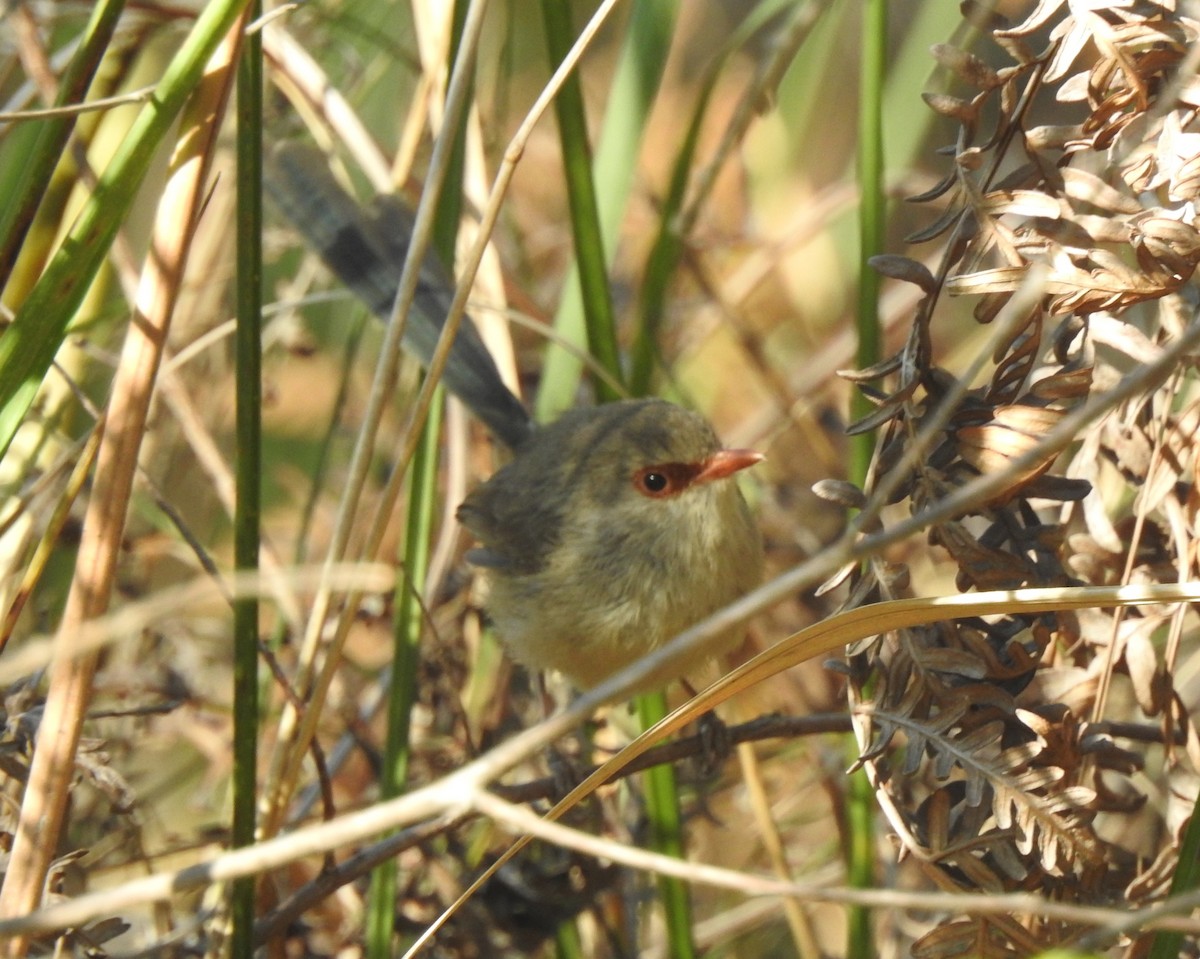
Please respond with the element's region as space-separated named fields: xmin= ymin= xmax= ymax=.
xmin=267 ymin=144 xmax=764 ymax=691
xmin=455 ymin=398 xmax=762 ymax=689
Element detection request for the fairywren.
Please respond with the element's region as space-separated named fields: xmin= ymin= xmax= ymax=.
xmin=267 ymin=144 xmax=763 ymax=690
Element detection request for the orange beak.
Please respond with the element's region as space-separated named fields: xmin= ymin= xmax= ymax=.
xmin=694 ymin=448 xmax=764 ymax=484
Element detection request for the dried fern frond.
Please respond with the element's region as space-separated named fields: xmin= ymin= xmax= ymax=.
xmin=835 ymin=1 xmax=1200 ymax=952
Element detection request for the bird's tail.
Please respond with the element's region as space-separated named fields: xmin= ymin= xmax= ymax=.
xmin=265 ymin=143 xmax=533 ymax=450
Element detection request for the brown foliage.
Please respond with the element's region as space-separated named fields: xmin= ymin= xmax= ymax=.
xmin=840 ymin=1 xmax=1200 ymax=954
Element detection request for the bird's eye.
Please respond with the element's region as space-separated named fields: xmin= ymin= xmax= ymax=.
xmin=641 ymin=471 xmax=669 ymax=493
xmin=633 ymin=464 xmax=695 ymax=498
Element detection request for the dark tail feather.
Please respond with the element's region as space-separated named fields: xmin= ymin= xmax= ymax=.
xmin=265 ymin=143 xmax=533 ymax=451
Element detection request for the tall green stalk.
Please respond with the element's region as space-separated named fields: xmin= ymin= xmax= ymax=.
xmin=541 ymin=0 xmax=621 ymax=403
xmin=364 ymin=389 xmax=443 ymax=957
xmin=231 ymin=5 xmax=263 ymax=956
xmin=628 ymin=89 xmax=708 ymax=398
xmin=365 ymin=6 xmax=469 ymax=953
xmin=535 ymin=0 xmax=679 ymax=419
xmin=540 ymin=5 xmax=695 ymax=953
xmin=846 ymin=0 xmax=889 ymax=955
xmin=630 ymin=0 xmax=802 ymax=395
xmin=637 ymin=690 xmax=696 ymax=959
xmin=1147 ymin=780 xmax=1200 ymax=958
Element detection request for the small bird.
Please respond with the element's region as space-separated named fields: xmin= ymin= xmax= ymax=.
xmin=456 ymin=399 xmax=762 ymax=689
xmin=267 ymin=145 xmax=764 ymax=690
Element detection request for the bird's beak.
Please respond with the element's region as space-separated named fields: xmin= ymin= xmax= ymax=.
xmin=695 ymin=448 xmax=764 ymax=484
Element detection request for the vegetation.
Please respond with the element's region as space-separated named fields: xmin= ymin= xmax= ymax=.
xmin=0 ymin=1 xmax=1198 ymax=956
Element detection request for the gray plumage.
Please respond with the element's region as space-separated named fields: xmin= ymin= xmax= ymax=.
xmin=265 ymin=143 xmax=532 ymax=450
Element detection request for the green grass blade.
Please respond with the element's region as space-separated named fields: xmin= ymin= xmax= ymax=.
xmin=231 ymin=5 xmax=263 ymax=957
xmin=0 ymin=0 xmax=251 ymax=461
xmin=541 ymin=0 xmax=622 ymax=400
xmin=629 ymin=0 xmax=801 ymax=396
xmin=1147 ymin=780 xmax=1200 ymax=959
xmin=366 ymin=7 xmax=469 ymax=953
xmin=365 ymin=386 xmax=444 ymax=957
xmin=627 ymin=80 xmax=707 ymax=398
xmin=637 ymin=689 xmax=696 ymax=959
xmin=0 ymin=0 xmax=126 ymax=284
xmin=535 ymin=0 xmax=679 ymax=420
xmin=846 ymin=0 xmax=889 ymax=955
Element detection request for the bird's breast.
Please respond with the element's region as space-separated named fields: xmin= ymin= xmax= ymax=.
xmin=481 ymin=484 xmax=761 ymax=689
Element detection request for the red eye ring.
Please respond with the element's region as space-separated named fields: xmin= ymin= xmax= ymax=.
xmin=633 ymin=463 xmax=696 ymax=498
